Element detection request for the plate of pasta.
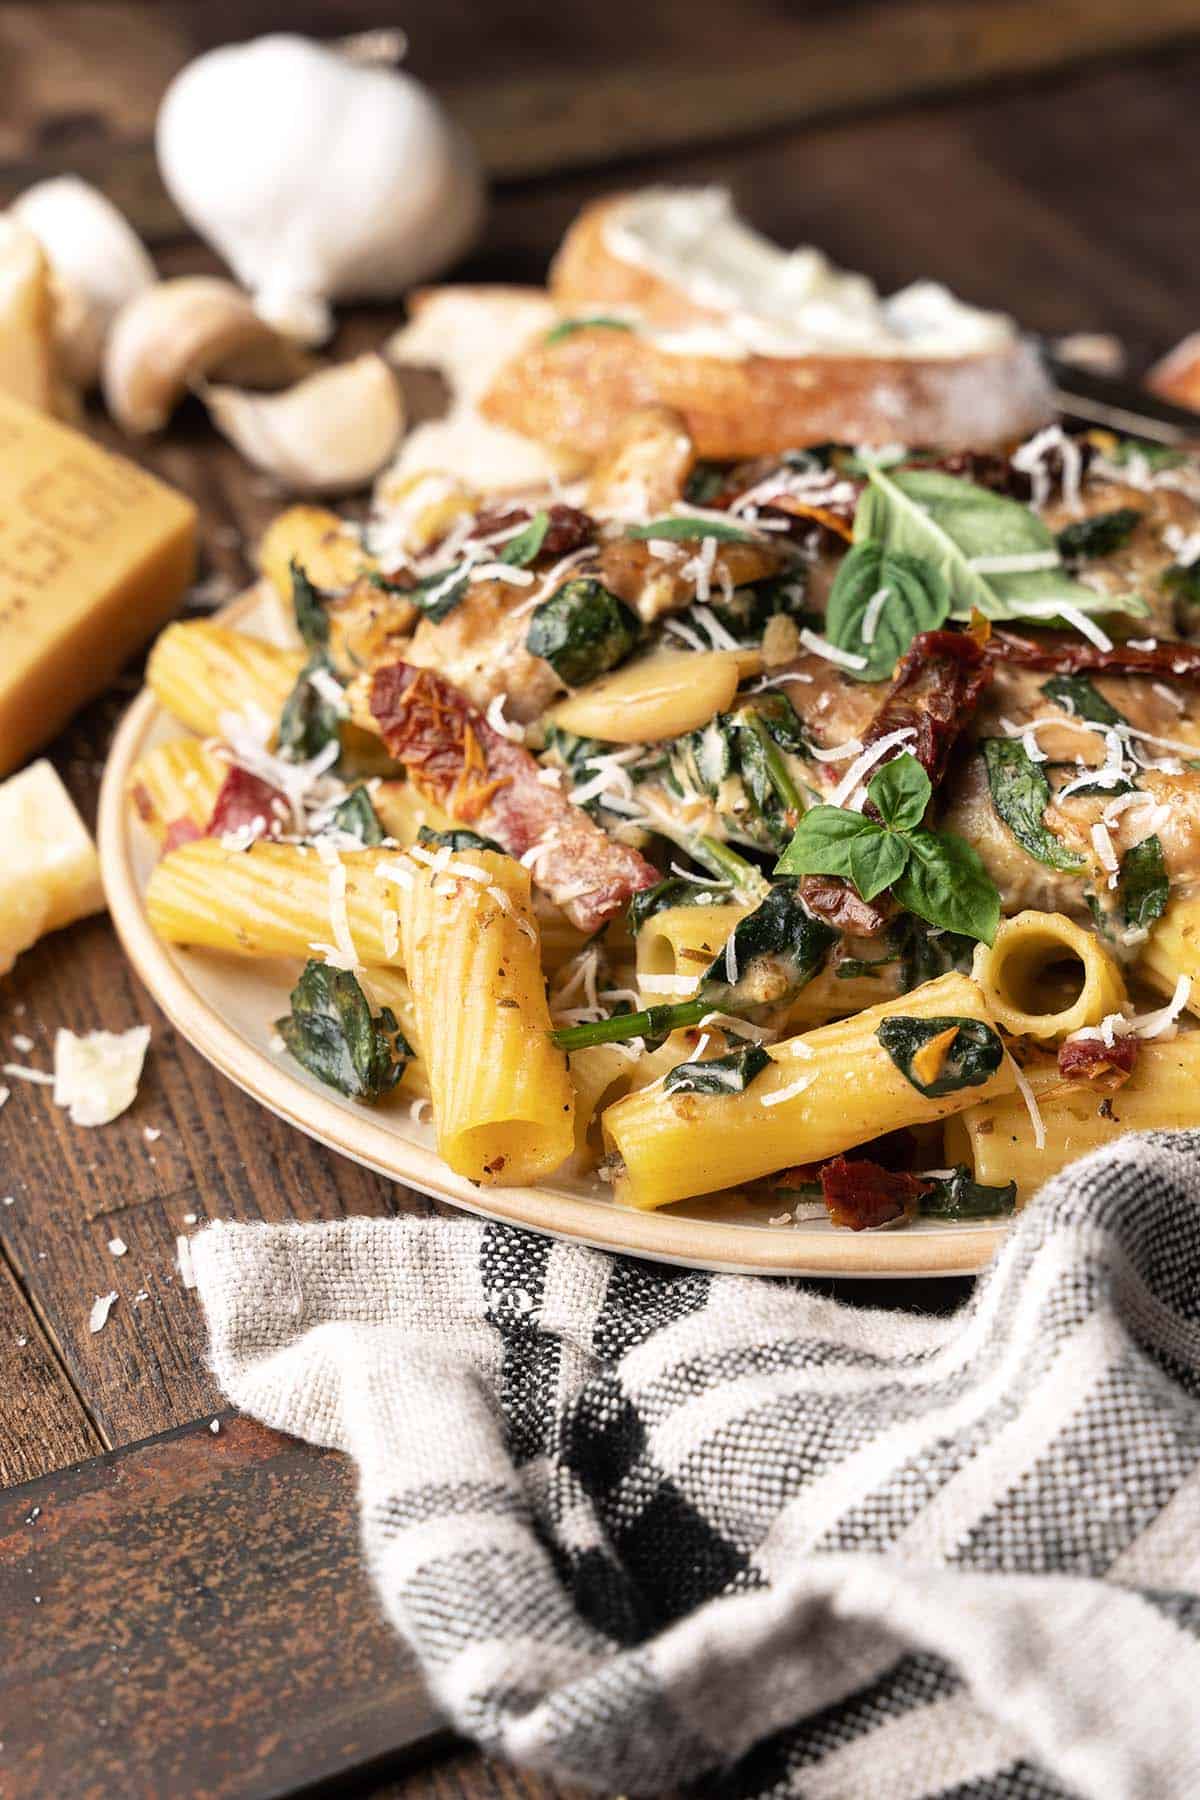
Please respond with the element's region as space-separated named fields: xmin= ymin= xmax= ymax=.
xmin=100 ymin=411 xmax=1200 ymax=1276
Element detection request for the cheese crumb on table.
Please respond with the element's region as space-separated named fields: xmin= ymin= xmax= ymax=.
xmin=88 ymin=1291 xmax=117 ymax=1333
xmin=0 ymin=759 xmax=104 ymax=974
xmin=52 ymin=1025 xmax=151 ymax=1127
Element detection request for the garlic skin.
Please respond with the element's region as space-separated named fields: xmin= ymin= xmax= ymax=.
xmin=155 ymin=34 xmax=484 ymax=345
xmin=11 ymin=177 xmax=156 ymax=386
xmin=204 ymin=354 xmax=405 ymax=495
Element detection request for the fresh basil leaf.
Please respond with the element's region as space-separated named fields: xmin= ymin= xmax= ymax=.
xmin=1121 ymin=833 xmax=1169 ymax=929
xmin=918 ymin=1165 xmax=1016 ymax=1219
xmin=847 ymin=828 xmax=908 ymax=902
xmin=526 ymin=579 xmax=640 ymax=687
xmin=416 ymin=825 xmax=505 ymax=856
xmin=866 ymin=752 xmax=931 ymax=834
xmin=627 ymin=876 xmax=729 ymax=935
xmin=291 ymin=558 xmax=329 ymax=652
xmin=1039 ymin=673 xmax=1125 ymax=726
xmin=1055 ymin=507 xmax=1141 ymax=560
xmin=278 ymin=653 xmax=342 ymax=763
xmin=981 ymin=738 xmax=1085 ymax=872
xmin=277 ymin=960 xmax=410 ymax=1101
xmin=858 ymin=465 xmax=1146 ymax=624
xmin=332 ymin=785 xmax=384 ymax=844
xmin=891 ymin=828 xmax=1001 ymax=944
xmin=544 ymin=315 xmax=634 ymax=346
xmin=774 ymin=806 xmax=887 ymax=882
xmin=824 ymin=540 xmax=950 ymax=680
xmin=499 ymin=509 xmax=550 ymax=567
xmin=876 ymin=1014 xmax=1004 ymax=1097
xmin=663 ymin=1041 xmax=770 ymax=1097
xmin=626 ymin=516 xmax=756 ymax=544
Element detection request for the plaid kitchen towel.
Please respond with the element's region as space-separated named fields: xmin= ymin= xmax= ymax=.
xmin=193 ymin=1129 xmax=1200 ymax=1800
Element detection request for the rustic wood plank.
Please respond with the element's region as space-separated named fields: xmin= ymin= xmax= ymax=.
xmin=370 ymin=1745 xmax=589 ymax=1800
xmin=0 ymin=1252 xmax=101 ymax=1485
xmin=0 ymin=1413 xmax=445 ymax=1798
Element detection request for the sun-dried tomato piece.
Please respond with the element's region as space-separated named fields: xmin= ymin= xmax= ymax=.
xmin=370 ymin=661 xmax=656 ymax=932
xmin=1058 ymin=1033 xmax=1139 ymax=1085
xmin=986 ymin=630 xmax=1200 ymax=681
xmin=206 ymin=767 xmax=289 ymax=841
xmin=797 ymin=874 xmax=892 ymax=935
xmin=820 ymin=1155 xmax=926 ymax=1231
xmin=471 ymin=502 xmax=595 ymax=559
xmin=864 ymin=629 xmax=991 ymax=786
xmin=163 ymin=816 xmax=204 ymax=853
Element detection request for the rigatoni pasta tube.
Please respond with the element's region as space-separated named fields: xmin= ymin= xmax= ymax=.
xmin=604 ymin=972 xmax=1015 ymax=1211
xmin=146 ymin=840 xmax=406 ymax=964
xmin=945 ymin=1036 xmax=1200 ymax=1198
xmin=1140 ymin=894 xmax=1200 ymax=1017
xmin=147 ymin=622 xmax=304 ymax=739
xmin=636 ymin=902 xmax=749 ymax=990
xmin=972 ymin=910 xmax=1126 ymax=1041
xmin=396 ymin=851 xmax=574 ymax=1184
xmin=127 ymin=738 xmax=225 ymax=843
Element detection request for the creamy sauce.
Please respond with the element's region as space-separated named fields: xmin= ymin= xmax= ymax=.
xmin=605 ymin=188 xmax=1016 ymax=362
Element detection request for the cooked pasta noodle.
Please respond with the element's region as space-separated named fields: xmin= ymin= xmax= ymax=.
xmin=971 ymin=911 xmax=1127 ymax=1042
xmin=147 ymin=621 xmax=305 ymax=738
xmin=127 ymin=738 xmax=225 ymax=843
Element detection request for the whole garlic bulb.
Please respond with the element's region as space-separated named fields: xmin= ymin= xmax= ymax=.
xmin=155 ymin=33 xmax=484 ymax=345
xmin=10 ymin=177 xmax=156 ymax=386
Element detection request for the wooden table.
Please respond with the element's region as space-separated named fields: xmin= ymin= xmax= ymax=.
xmin=3 ymin=5 xmax=1200 ymax=1794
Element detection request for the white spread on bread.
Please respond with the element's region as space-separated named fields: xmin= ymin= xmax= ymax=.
xmin=604 ymin=187 xmax=1016 ymax=361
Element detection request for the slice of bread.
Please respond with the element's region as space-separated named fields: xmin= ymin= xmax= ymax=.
xmin=482 ymin=190 xmax=1054 ymax=457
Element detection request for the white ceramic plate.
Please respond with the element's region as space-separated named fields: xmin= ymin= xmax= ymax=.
xmin=97 ymin=589 xmax=1006 ymax=1276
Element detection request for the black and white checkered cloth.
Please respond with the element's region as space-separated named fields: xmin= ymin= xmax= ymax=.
xmin=193 ymin=1130 xmax=1200 ymax=1799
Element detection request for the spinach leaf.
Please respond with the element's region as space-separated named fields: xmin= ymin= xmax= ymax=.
xmin=1163 ymin=563 xmax=1200 ymax=608
xmin=332 ymin=785 xmax=384 ymax=844
xmin=665 ymin=698 xmax=810 ymax=854
xmin=707 ymin=572 xmax=816 ymax=643
xmin=1120 ymin=833 xmax=1169 ymax=929
xmin=876 ymin=1015 xmax=1004 ymax=1097
xmin=554 ymin=882 xmax=837 ymax=1050
xmin=627 ymin=876 xmax=730 ymax=934
xmin=824 ymin=540 xmax=950 ymax=680
xmin=526 ymin=579 xmax=640 ymax=686
xmin=626 ymin=516 xmax=756 ymax=544
xmin=835 ymin=952 xmax=897 ymax=978
xmin=895 ymin=916 xmax=976 ymax=989
xmin=1103 ymin=437 xmax=1186 ymax=472
xmin=685 ymin=461 xmax=730 ymax=505
xmin=544 ymin=315 xmax=634 ymax=346
xmin=1039 ymin=674 xmax=1125 ymax=726
xmin=891 ymin=828 xmax=1001 ymax=944
xmin=277 ymin=960 xmax=411 ymax=1101
xmin=980 ymin=738 xmax=1085 ymax=872
xmin=857 ymin=465 xmax=1146 ymax=624
xmin=663 ymin=1041 xmax=771 ymax=1097
xmin=278 ymin=654 xmax=343 ymax=763
xmin=416 ymin=825 xmax=505 ymax=855
xmin=291 ymin=558 xmax=330 ymax=652
xmin=1055 ymin=507 xmax=1141 ymax=560
xmin=918 ymin=1165 xmax=1017 ymax=1220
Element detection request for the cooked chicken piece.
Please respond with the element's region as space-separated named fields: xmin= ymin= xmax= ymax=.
xmin=585 ymin=405 xmax=695 ymax=519
xmin=405 ymin=577 xmax=561 ymax=723
xmin=1041 ymin=478 xmax=1200 ymax=639
xmin=595 ymin=535 xmax=786 ymax=624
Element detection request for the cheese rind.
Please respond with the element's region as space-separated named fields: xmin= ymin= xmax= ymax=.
xmin=0 ymin=391 xmax=197 ymax=775
xmin=0 ymin=758 xmax=104 ymax=973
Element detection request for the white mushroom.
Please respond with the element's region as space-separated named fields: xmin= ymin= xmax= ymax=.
xmin=10 ymin=177 xmax=156 ymax=386
xmin=204 ymin=353 xmax=405 ymax=495
xmin=102 ymin=276 xmax=306 ymax=433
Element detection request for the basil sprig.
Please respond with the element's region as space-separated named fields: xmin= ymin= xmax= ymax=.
xmin=855 ymin=465 xmax=1146 ymax=625
xmin=824 ymin=541 xmax=950 ymax=680
xmin=980 ymin=739 xmax=1085 ymax=872
xmin=776 ymin=752 xmax=1000 ymax=944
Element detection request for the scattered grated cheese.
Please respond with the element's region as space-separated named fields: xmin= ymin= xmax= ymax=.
xmin=11 ymin=1033 xmax=33 ymax=1054
xmin=1126 ymin=975 xmax=1192 ymax=1040
xmin=669 ymin=861 xmax=731 ymax=886
xmin=799 ymin=628 xmax=868 ymax=671
xmin=1008 ymin=599 xmax=1112 ymax=652
xmin=1090 ymin=821 xmax=1120 ymax=886
xmin=638 ymin=973 xmax=700 ymax=996
xmin=107 ymin=1237 xmax=127 ymax=1257
xmin=0 ymin=1086 xmax=8 ymax=1110
xmin=761 ymin=1073 xmax=814 ymax=1108
xmin=1011 ymin=424 xmax=1082 ymax=509
xmin=52 ymin=1026 xmax=150 ymax=1126
xmin=382 ymin=908 xmax=400 ymax=961
xmin=698 ymin=1010 xmax=773 ymax=1043
xmin=664 ymin=617 xmax=707 ymax=652
xmin=321 ymin=856 xmax=359 ymax=971
xmin=1128 ymin=639 xmax=1158 ymax=652
xmin=809 ymin=737 xmax=864 ymax=764
xmin=689 ymin=603 xmax=742 ymax=652
xmin=1008 ymin=1054 xmax=1046 ymax=1150
xmin=89 ymin=1291 xmax=118 ymax=1333
xmin=485 ymin=694 xmax=526 ymax=742
xmin=860 ymin=587 xmax=891 ymax=644
xmin=3 ymin=1063 xmax=53 ymax=1086
xmin=828 ymin=729 xmax=918 ymax=809
xmin=176 ymin=1234 xmax=196 ymax=1290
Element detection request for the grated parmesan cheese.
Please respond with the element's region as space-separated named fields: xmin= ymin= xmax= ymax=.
xmin=485 ymin=693 xmax=526 ymax=742
xmin=799 ymin=628 xmax=868 ymax=671
xmin=828 ymin=729 xmax=918 ymax=809
xmin=860 ymin=587 xmax=891 ymax=644
xmin=761 ymin=1073 xmax=814 ymax=1108
xmin=89 ymin=1291 xmax=118 ymax=1334
xmin=1007 ymin=1054 xmax=1046 ymax=1150
xmin=52 ymin=1025 xmax=151 ymax=1127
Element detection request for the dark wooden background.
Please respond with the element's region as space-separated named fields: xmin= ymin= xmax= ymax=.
xmin=2 ymin=3 xmax=1200 ymax=1795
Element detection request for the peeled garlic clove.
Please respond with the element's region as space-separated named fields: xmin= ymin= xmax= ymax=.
xmin=102 ymin=277 xmax=302 ymax=433
xmin=155 ymin=34 xmax=483 ymax=345
xmin=10 ymin=177 xmax=156 ymax=387
xmin=204 ymin=354 xmax=405 ymax=496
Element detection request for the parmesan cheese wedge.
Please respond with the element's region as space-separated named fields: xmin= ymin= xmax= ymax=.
xmin=53 ymin=1025 xmax=151 ymax=1127
xmin=0 ymin=217 xmax=57 ymax=412
xmin=0 ymin=760 xmax=104 ymax=974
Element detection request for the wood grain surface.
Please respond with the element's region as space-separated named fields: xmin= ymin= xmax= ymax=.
xmin=2 ymin=3 xmax=1200 ymax=1794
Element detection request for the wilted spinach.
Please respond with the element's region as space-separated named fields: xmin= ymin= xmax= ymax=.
xmin=277 ymin=960 xmax=411 ymax=1101
xmin=526 ymin=579 xmax=640 ymax=686
xmin=876 ymin=1015 xmax=1004 ymax=1098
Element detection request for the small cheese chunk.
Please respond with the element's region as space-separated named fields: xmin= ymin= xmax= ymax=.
xmin=53 ymin=1024 xmax=150 ymax=1127
xmin=0 ymin=391 xmax=197 ymax=775
xmin=0 ymin=759 xmax=104 ymax=973
xmin=0 ymin=218 xmax=56 ymax=413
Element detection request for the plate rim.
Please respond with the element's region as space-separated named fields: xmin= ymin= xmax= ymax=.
xmin=97 ymin=591 xmax=1003 ymax=1278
